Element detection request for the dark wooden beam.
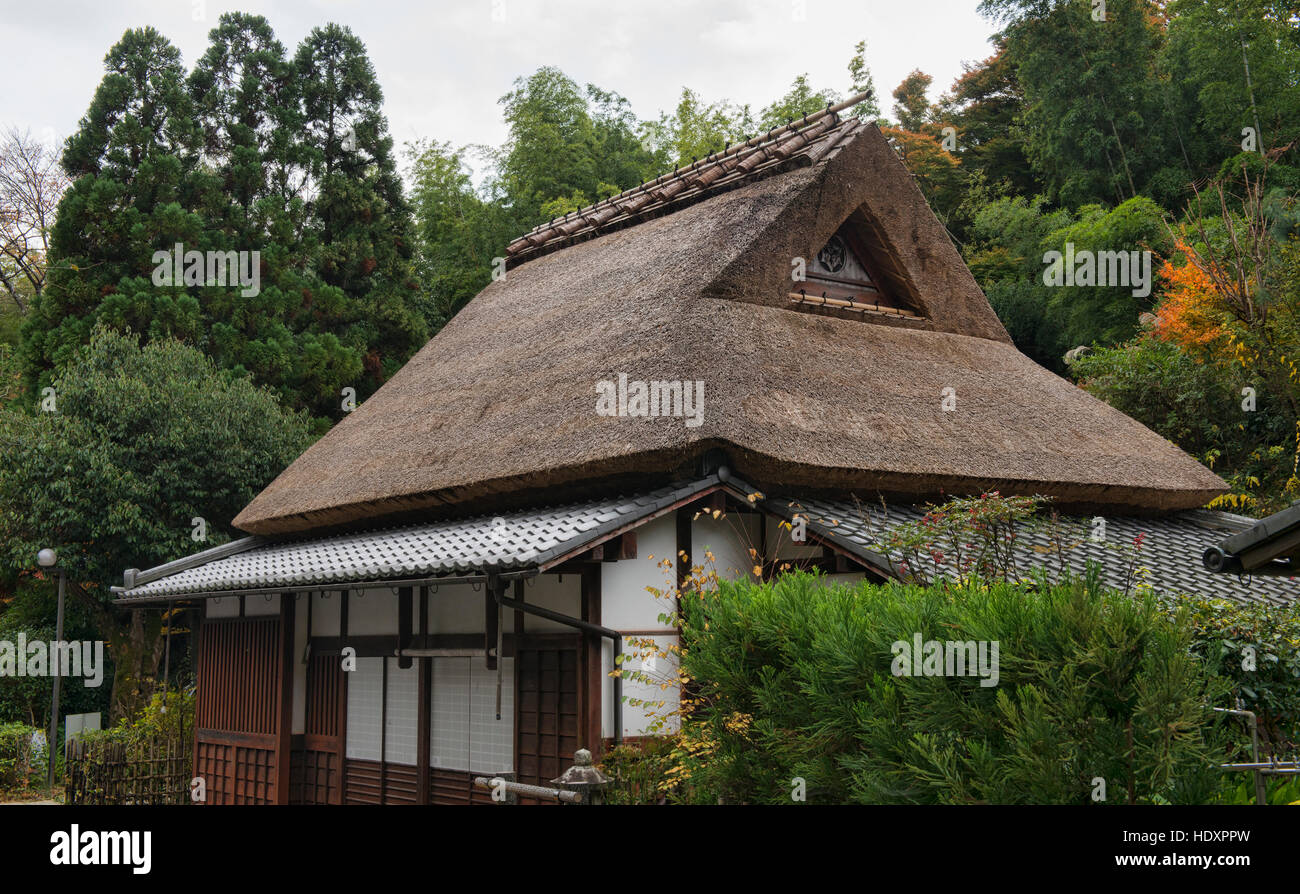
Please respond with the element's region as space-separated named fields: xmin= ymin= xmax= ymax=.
xmin=417 ymin=586 xmax=430 ymax=805
xmin=485 ymin=582 xmax=500 ymax=671
xmin=676 ymin=508 xmax=692 ymax=591
xmin=274 ymin=594 xmax=294 ymax=805
xmin=580 ymin=564 xmax=602 ymax=757
xmin=314 ymin=633 xmax=525 ymax=658
xmin=337 ymin=590 xmax=349 ymax=805
xmin=397 ymin=586 xmax=413 ymax=669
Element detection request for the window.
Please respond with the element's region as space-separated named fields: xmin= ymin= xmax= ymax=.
xmin=792 ymin=215 xmax=924 ymax=319
xmin=430 ymin=657 xmax=514 ymax=774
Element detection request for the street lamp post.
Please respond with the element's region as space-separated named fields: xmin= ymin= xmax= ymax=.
xmin=37 ymin=548 xmax=64 ymax=791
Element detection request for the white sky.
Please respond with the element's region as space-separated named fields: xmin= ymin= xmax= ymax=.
xmin=0 ymin=0 xmax=997 ymax=175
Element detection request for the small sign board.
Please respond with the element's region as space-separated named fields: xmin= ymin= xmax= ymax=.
xmin=64 ymin=712 xmax=101 ymax=743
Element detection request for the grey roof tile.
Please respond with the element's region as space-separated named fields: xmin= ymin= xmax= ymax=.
xmin=117 ymin=478 xmax=715 ymax=602
xmin=768 ymin=494 xmax=1297 ymax=606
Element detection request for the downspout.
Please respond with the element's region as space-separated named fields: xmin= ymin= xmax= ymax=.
xmin=496 ymin=590 xmax=623 ymax=745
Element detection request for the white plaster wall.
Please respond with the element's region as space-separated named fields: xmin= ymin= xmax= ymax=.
xmin=693 ymin=511 xmax=761 ymax=581
xmin=599 ymin=513 xmax=678 ymax=740
xmin=347 ymin=588 xmax=399 ymax=635
xmin=602 ymin=514 xmax=676 ymax=631
xmin=618 ymin=632 xmax=681 ymax=737
xmin=425 ymin=582 xmax=480 ymax=633
xmin=243 ymin=594 xmax=280 ymax=616
xmin=519 ymin=572 xmax=580 ymax=632
xmin=205 ymin=596 xmax=239 ymax=619
xmin=310 ymin=592 xmax=341 ymax=636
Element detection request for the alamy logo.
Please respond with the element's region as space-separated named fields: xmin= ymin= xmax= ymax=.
xmin=152 ymin=243 xmax=261 ymax=297
xmin=891 ymin=633 xmax=1000 ymax=687
xmin=1041 ymin=242 xmax=1151 ymax=298
xmin=596 ymin=373 xmax=704 ymax=428
xmin=0 ymin=634 xmax=105 ymax=688
xmin=50 ymin=825 xmax=151 ymax=875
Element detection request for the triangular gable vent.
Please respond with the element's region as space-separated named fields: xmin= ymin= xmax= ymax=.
xmin=792 ymin=214 xmax=924 ymax=320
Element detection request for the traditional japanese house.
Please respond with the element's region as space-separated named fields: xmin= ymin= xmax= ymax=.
xmin=114 ymin=94 xmax=1296 ymax=805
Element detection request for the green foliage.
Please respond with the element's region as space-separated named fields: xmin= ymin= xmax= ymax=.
xmin=1070 ymin=335 xmax=1259 ymax=472
xmin=494 ymin=68 xmax=659 ymax=234
xmin=1043 ymin=197 xmax=1172 ymax=347
xmin=597 ymin=736 xmax=709 ymax=805
xmin=937 ymin=42 xmax=1041 ymax=201
xmin=872 ymin=492 xmax=1049 ymax=587
xmin=760 ymin=75 xmax=840 ymax=131
xmin=965 ymin=195 xmax=1075 ymax=367
xmin=405 ymin=140 xmax=505 ymax=329
xmin=678 ymin=571 xmax=1228 ymax=804
xmin=1174 ymin=594 xmax=1300 ymax=753
xmin=891 ymin=70 xmax=934 ymax=133
xmin=846 ymin=41 xmax=882 ymax=120
xmin=981 ymin=0 xmax=1182 ymax=206
xmin=1216 ymin=771 xmax=1300 ymax=805
xmin=0 ymin=327 xmax=313 ymax=592
xmin=639 ymin=87 xmax=752 ymax=173
xmin=0 ymin=722 xmax=42 ymax=791
xmin=23 ymin=16 xmax=427 ymax=426
xmin=1165 ymin=0 xmax=1300 ymax=160
xmin=0 ymin=576 xmax=112 ymax=727
xmin=81 ymin=687 xmax=193 ymax=745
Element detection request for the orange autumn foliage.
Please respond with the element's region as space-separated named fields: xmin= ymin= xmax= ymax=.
xmin=1152 ymin=241 xmax=1229 ymax=356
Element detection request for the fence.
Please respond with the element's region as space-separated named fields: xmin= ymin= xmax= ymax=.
xmin=65 ymin=733 xmax=192 ymax=805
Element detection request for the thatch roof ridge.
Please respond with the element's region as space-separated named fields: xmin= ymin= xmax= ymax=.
xmin=232 ymin=122 xmax=1225 ymax=535
xmin=506 ymin=93 xmax=873 ymax=266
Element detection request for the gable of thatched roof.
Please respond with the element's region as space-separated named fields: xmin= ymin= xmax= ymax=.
xmin=232 ymin=110 xmax=1225 ymax=536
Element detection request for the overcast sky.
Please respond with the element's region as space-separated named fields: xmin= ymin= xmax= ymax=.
xmin=1 ymin=0 xmax=999 ymax=172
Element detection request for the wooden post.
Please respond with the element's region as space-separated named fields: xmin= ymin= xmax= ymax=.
xmin=398 ymin=586 xmax=413 ymax=669
xmin=484 ymin=581 xmax=500 ymax=671
xmin=274 ymin=594 xmax=295 ymax=805
xmin=416 ymin=586 xmax=430 ymax=805
xmin=581 ymin=564 xmax=602 ymax=757
xmin=191 ymin=603 xmax=204 ymax=803
xmin=337 ymin=590 xmax=349 ymax=805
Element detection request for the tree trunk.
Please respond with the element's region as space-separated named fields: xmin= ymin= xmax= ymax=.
xmin=107 ymin=609 xmax=166 ymax=723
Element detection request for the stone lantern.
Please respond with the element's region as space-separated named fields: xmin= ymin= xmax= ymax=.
xmin=552 ymin=749 xmax=613 ymax=804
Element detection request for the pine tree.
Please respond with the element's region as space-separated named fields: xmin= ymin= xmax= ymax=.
xmin=294 ymin=23 xmax=426 ymax=392
xmin=23 ymin=19 xmax=428 ymax=424
xmin=23 ymin=27 xmax=202 ymax=394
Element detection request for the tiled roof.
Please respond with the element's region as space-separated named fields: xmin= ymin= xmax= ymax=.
xmin=115 ymin=479 xmax=719 ymax=603
xmin=1205 ymin=499 xmax=1300 ymax=574
xmin=763 ymin=495 xmax=1296 ymax=606
xmin=505 ymin=93 xmax=871 ymax=267
xmin=117 ymin=475 xmax=1295 ymax=606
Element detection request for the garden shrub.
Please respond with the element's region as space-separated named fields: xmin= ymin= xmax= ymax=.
xmin=1174 ymin=594 xmax=1300 ymax=755
xmin=0 ymin=722 xmax=42 ymax=792
xmin=677 ymin=571 xmax=1229 ymax=805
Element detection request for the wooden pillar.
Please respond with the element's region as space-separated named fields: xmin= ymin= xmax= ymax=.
xmin=484 ymin=580 xmax=501 ymax=671
xmin=274 ymin=593 xmax=294 ymax=805
xmin=676 ymin=508 xmax=692 ymax=591
xmin=416 ymin=586 xmax=431 ymax=805
xmin=580 ymin=564 xmax=602 ymax=757
xmin=191 ymin=603 xmax=204 ymax=803
xmin=397 ymin=586 xmax=413 ymax=669
xmin=337 ymin=589 xmax=349 ymax=804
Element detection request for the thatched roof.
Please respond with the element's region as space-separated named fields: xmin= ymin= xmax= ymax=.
xmin=234 ymin=113 xmax=1225 ymax=535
